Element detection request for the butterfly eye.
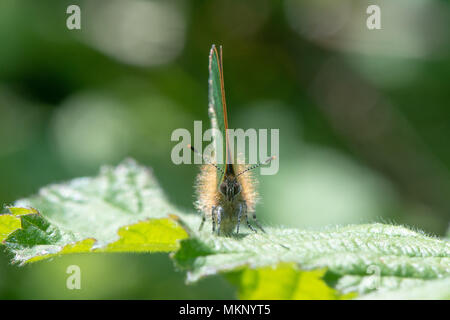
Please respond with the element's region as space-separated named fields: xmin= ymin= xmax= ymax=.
xmin=234 ymin=183 xmax=241 ymax=196
xmin=219 ymin=182 xmax=227 ymax=196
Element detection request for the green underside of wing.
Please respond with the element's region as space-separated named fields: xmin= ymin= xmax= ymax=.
xmin=208 ymin=44 xmax=228 ymax=186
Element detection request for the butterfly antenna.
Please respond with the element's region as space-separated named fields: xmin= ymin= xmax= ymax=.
xmin=188 ymin=144 xmax=225 ymax=174
xmin=235 ymin=156 xmax=276 ymax=178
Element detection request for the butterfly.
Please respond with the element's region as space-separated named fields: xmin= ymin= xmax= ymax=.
xmin=189 ymin=45 xmax=275 ymax=236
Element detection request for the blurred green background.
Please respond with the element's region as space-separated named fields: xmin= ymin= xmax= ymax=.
xmin=0 ymin=0 xmax=449 ymax=299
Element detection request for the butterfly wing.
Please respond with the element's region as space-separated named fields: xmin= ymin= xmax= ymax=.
xmin=208 ymin=45 xmax=235 ymax=187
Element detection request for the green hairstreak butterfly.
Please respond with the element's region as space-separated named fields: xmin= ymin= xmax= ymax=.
xmin=189 ymin=45 xmax=275 ymax=236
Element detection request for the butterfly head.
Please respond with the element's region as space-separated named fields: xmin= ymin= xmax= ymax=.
xmin=219 ymin=175 xmax=242 ymax=202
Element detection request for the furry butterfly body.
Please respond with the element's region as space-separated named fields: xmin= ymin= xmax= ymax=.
xmin=194 ymin=162 xmax=259 ymax=235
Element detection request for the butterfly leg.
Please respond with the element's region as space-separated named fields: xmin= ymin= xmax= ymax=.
xmin=198 ymin=212 xmax=206 ymax=231
xmin=241 ymin=202 xmax=260 ymax=234
xmin=211 ymin=205 xmax=217 ymax=233
xmin=252 ymin=213 xmax=266 ymax=233
xmin=216 ymin=206 xmax=223 ymax=236
xmin=236 ymin=202 xmax=247 ymax=234
xmin=245 ymin=213 xmax=257 ymax=233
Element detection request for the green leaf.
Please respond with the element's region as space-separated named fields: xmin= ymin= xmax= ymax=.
xmin=1 ymin=159 xmax=188 ymax=264
xmin=173 ymin=223 xmax=450 ymax=298
xmin=2 ymin=159 xmax=449 ymax=299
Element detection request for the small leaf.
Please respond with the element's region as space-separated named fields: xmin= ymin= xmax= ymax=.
xmin=6 ymin=207 xmax=39 ymax=216
xmin=105 ymin=218 xmax=188 ymax=252
xmin=0 ymin=214 xmax=21 ymax=242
